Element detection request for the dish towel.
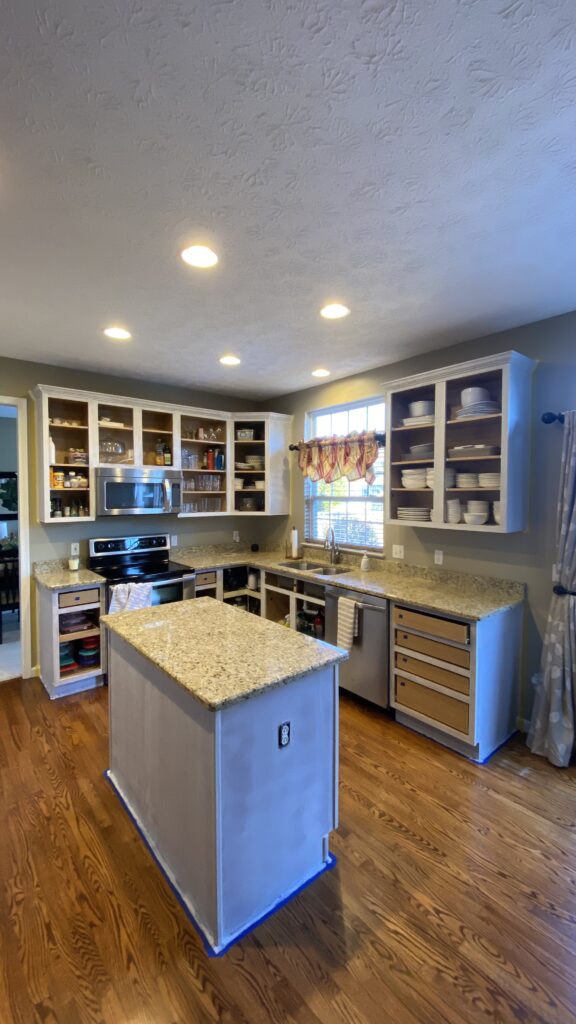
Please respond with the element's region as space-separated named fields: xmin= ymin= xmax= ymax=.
xmin=337 ymin=597 xmax=358 ymax=651
xmin=109 ymin=582 xmax=154 ymax=613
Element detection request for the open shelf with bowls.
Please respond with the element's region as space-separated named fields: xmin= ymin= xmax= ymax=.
xmin=385 ymin=352 xmax=535 ymax=532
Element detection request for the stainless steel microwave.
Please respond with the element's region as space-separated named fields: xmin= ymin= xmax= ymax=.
xmin=96 ymin=467 xmax=182 ymax=516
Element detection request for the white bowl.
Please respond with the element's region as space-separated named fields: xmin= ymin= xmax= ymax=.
xmin=463 ymin=512 xmax=488 ymax=525
xmin=408 ymin=400 xmax=434 ymax=417
xmin=254 ymin=480 xmax=266 ymax=490
xmin=461 ymin=386 xmax=490 ymax=407
xmin=234 ymin=478 xmax=244 ymax=487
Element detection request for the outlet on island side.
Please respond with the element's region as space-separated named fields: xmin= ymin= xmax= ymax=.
xmin=278 ymin=722 xmax=291 ymax=748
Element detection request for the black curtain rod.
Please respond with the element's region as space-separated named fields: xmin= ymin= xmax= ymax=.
xmin=541 ymin=412 xmax=565 ymax=425
xmin=289 ymin=432 xmax=386 ymax=452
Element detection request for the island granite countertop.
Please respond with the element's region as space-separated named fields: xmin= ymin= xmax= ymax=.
xmin=102 ymin=597 xmax=347 ymax=711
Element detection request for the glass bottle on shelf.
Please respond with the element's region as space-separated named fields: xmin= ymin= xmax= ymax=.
xmin=163 ymin=443 xmax=172 ymax=466
xmin=155 ymin=439 xmax=164 ymax=466
xmin=207 ymin=448 xmax=215 ymax=470
xmin=215 ymin=448 xmax=224 ymax=470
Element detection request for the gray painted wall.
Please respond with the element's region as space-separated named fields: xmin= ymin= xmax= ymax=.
xmin=263 ymin=310 xmax=576 ymax=718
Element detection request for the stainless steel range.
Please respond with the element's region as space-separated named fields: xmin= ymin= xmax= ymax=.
xmin=88 ymin=533 xmax=195 ymax=609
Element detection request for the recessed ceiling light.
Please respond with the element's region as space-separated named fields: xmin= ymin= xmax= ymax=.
xmin=181 ymin=245 xmax=219 ymax=268
xmin=311 ymin=368 xmax=331 ymax=378
xmin=104 ymin=326 xmax=132 ymax=340
xmin=219 ymin=354 xmax=241 ymax=366
xmin=320 ymin=303 xmax=350 ymax=320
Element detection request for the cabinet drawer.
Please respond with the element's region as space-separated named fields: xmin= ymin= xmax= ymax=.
xmin=394 ymin=653 xmax=469 ymax=695
xmin=196 ymin=572 xmax=217 ymax=586
xmin=58 ymin=588 xmax=100 ymax=608
xmin=395 ymin=675 xmax=469 ymax=734
xmin=393 ymin=606 xmax=469 ymax=645
xmin=395 ymin=629 xmax=470 ymax=669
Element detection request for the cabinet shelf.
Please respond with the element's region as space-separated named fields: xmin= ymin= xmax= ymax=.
xmin=445 ymin=455 xmax=501 ymax=462
xmin=391 ymin=423 xmax=435 ymax=432
xmin=49 ymin=423 xmax=89 ymax=430
xmin=446 ymin=414 xmax=502 ymax=425
xmin=98 ymin=423 xmax=133 ymax=431
xmin=446 ymin=487 xmax=500 ymax=493
xmin=391 ymin=459 xmax=433 ymax=466
xmin=50 ymin=462 xmax=89 ymax=468
xmin=183 ymin=490 xmax=226 ymax=495
xmin=50 ymin=487 xmax=90 ymax=492
xmin=182 ymin=468 xmax=226 ymax=473
xmin=59 ymin=627 xmax=100 ymax=643
xmin=142 ymin=428 xmax=173 ymax=435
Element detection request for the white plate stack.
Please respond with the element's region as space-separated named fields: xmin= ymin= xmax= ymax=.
xmin=401 ymin=468 xmax=428 ymax=489
xmin=455 ymin=386 xmax=500 ymax=419
xmin=478 ymin=472 xmax=501 ymax=488
xmin=446 ymin=498 xmax=462 ymax=523
xmin=246 ymin=454 xmax=265 ymax=470
xmin=456 ymin=472 xmax=479 ymax=488
xmin=493 ymin=500 xmax=501 ymax=525
xmin=397 ymin=507 xmax=431 ymax=522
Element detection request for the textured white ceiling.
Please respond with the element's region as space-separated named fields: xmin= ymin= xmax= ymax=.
xmin=1 ymin=1 xmax=575 ymax=399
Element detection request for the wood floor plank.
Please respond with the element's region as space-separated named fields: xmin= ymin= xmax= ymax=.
xmin=0 ymin=678 xmax=575 ymax=1024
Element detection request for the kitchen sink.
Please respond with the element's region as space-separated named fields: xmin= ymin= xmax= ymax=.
xmin=278 ymin=560 xmax=325 ymax=571
xmin=313 ymin=565 xmax=352 ymax=576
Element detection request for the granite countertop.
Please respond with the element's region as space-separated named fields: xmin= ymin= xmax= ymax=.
xmin=34 ymin=564 xmax=104 ymax=590
xmin=102 ymin=597 xmax=347 ymax=710
xmin=34 ymin=546 xmax=525 ymax=619
xmin=172 ymin=546 xmax=525 ymax=621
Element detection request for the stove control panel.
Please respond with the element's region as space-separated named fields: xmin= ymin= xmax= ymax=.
xmin=89 ymin=534 xmax=170 ymax=557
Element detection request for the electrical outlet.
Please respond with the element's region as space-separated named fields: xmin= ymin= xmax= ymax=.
xmin=70 ymin=542 xmax=80 ymax=556
xmin=232 ymin=530 xmax=240 ymax=543
xmin=392 ymin=544 xmax=404 ymax=560
xmin=278 ymin=722 xmax=291 ymax=748
xmin=434 ymin=549 xmax=444 ymax=566
xmin=170 ymin=534 xmax=178 ymax=547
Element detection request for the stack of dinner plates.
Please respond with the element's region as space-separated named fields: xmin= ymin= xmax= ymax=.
xmin=446 ymin=498 xmax=462 ymax=523
xmin=403 ymin=415 xmax=434 ymax=426
xmin=397 ymin=507 xmax=431 ymax=522
xmin=455 ymin=401 xmax=500 ymax=419
xmin=456 ymin=472 xmax=479 ymax=488
xmin=478 ymin=472 xmax=501 ymax=488
xmin=447 ymin=444 xmax=500 ymax=458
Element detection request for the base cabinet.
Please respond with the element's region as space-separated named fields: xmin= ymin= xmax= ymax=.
xmin=390 ymin=601 xmax=522 ymax=762
xmin=38 ymin=582 xmax=106 ymax=698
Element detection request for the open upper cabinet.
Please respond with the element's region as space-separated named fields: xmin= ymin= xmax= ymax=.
xmin=384 ymin=351 xmax=535 ymax=532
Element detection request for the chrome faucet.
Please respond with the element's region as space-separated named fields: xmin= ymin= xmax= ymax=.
xmin=324 ymin=527 xmax=340 ymax=565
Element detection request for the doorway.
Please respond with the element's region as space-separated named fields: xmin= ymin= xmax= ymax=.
xmin=0 ymin=397 xmax=31 ymax=681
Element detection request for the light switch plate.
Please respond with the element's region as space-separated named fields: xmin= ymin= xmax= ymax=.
xmin=70 ymin=542 xmax=80 ymax=556
xmin=434 ymin=549 xmax=444 ymax=565
xmin=392 ymin=544 xmax=404 ymax=560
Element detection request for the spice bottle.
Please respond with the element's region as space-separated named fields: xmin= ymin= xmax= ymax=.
xmin=206 ymin=448 xmax=215 ymax=470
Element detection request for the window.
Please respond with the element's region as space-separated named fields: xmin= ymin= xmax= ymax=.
xmin=304 ymin=398 xmax=385 ymax=551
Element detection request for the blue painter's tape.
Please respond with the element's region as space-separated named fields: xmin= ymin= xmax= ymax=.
xmin=104 ymin=770 xmax=337 ymax=957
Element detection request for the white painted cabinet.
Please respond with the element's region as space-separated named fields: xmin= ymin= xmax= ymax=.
xmin=390 ymin=601 xmax=522 ymax=761
xmin=33 ymin=386 xmax=292 ymax=522
xmin=384 ymin=350 xmax=535 ymax=532
xmin=37 ymin=581 xmax=107 ymax=698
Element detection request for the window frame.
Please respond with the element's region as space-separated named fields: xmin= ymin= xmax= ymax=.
xmin=303 ymin=396 xmax=385 ymax=554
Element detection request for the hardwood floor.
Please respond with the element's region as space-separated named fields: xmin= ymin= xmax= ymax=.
xmin=0 ymin=678 xmax=575 ymax=1024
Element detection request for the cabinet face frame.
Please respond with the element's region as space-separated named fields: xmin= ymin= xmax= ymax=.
xmin=384 ymin=350 xmax=534 ymax=533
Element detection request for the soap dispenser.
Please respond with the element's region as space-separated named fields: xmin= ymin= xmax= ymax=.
xmin=360 ymin=551 xmax=370 ymax=572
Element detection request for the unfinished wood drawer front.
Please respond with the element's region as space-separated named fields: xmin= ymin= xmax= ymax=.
xmin=395 ymin=676 xmax=469 ymax=734
xmin=393 ymin=606 xmax=469 ymax=645
xmin=395 ymin=629 xmax=470 ymax=669
xmin=58 ymin=588 xmax=100 ymax=608
xmin=196 ymin=572 xmax=217 ymax=586
xmin=395 ymin=653 xmax=469 ymax=695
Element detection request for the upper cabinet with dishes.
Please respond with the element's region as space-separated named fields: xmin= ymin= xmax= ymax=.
xmin=32 ymin=386 xmax=292 ymax=523
xmin=384 ymin=351 xmax=535 ymax=532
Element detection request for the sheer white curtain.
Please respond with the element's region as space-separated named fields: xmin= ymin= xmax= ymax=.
xmin=528 ymin=411 xmax=576 ymax=767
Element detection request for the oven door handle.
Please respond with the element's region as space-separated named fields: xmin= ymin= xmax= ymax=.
xmin=163 ymin=478 xmax=172 ymax=512
xmin=151 ymin=573 xmax=196 ymax=589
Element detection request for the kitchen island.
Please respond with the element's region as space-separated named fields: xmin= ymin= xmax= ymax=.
xmin=103 ymin=598 xmax=347 ymax=955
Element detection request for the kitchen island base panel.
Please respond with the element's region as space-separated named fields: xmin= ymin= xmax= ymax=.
xmin=108 ymin=633 xmax=338 ymax=954
xmin=105 ymin=770 xmax=335 ymax=956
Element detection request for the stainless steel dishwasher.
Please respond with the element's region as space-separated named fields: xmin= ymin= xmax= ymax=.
xmin=324 ymin=587 xmax=389 ymax=708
